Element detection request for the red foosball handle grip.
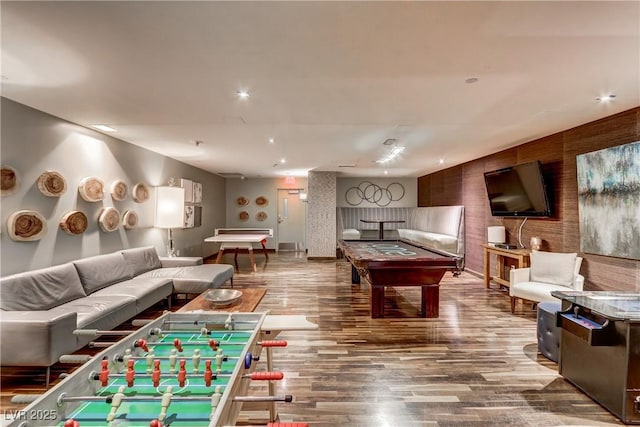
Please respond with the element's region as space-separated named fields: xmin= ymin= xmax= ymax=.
xmin=250 ymin=371 xmax=284 ymax=381
xmin=260 ymin=340 xmax=288 ymax=347
xmin=267 ymin=423 xmax=309 ymax=427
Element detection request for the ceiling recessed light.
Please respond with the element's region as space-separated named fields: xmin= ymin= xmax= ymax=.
xmin=383 ymin=138 xmax=397 ymax=146
xmin=91 ymin=124 xmax=116 ymax=132
xmin=280 ymin=157 xmax=286 ymax=164
xmin=237 ymin=90 xmax=251 ymax=99
xmin=439 ymin=158 xmax=445 ymax=164
xmin=596 ymin=94 xmax=616 ymax=102
xmin=465 ymin=77 xmax=479 ymax=84
xmin=268 ymin=138 xmax=275 ymax=144
xmin=384 ymin=170 xmax=389 ymax=175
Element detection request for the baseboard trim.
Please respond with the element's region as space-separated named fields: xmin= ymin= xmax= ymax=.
xmin=307 ymin=256 xmax=337 ymax=261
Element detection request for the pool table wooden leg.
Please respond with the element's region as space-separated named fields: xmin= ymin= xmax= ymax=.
xmin=371 ymin=285 xmax=385 ymax=318
xmin=421 ymin=285 xmax=440 ymax=318
xmin=351 ymin=264 xmax=361 ymax=284
xmin=421 ymin=285 xmax=440 ymax=317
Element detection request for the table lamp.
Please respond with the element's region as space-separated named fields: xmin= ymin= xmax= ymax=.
xmin=154 ymin=186 xmax=185 ymax=256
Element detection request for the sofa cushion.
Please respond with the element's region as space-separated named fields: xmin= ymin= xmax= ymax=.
xmin=342 ymin=229 xmax=361 ymax=240
xmin=397 ymin=229 xmax=458 ymax=253
xmin=0 ymin=263 xmax=86 ymax=311
xmin=49 ymin=295 xmax=137 ymax=330
xmin=530 ymin=251 xmax=577 ymax=288
xmin=510 ymin=281 xmax=568 ymax=304
xmin=121 ymin=246 xmax=162 ymax=276
xmin=137 ymin=264 xmax=234 ymax=294
xmin=91 ymin=277 xmax=173 ymax=312
xmin=73 ymin=252 xmax=133 ymax=294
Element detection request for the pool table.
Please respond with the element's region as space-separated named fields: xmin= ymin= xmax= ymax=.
xmin=339 ymin=239 xmax=463 ymax=318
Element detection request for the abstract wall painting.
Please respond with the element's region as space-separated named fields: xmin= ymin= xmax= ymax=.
xmin=576 ymin=141 xmax=640 ymax=260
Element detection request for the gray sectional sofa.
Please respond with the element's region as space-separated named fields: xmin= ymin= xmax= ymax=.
xmin=0 ymin=246 xmax=233 ymax=384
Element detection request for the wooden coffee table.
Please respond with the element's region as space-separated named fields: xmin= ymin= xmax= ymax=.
xmin=177 ymin=287 xmax=266 ymax=312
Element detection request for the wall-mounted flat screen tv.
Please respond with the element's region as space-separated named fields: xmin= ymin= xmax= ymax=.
xmin=483 ymin=160 xmax=551 ymax=217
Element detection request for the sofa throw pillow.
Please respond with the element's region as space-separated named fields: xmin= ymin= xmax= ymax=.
xmin=529 ymin=251 xmax=577 ymax=288
xmin=121 ymin=246 xmax=162 ymax=276
xmin=0 ymin=263 xmax=86 ymax=311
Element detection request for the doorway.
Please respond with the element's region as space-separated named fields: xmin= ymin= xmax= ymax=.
xmin=276 ymin=188 xmax=306 ymax=252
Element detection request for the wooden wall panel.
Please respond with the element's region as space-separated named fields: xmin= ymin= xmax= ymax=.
xmin=461 ymin=161 xmax=488 ymax=270
xmin=442 ymin=167 xmax=463 ymax=206
xmin=430 ymin=171 xmax=445 ymax=205
xmin=417 ymin=176 xmax=430 ymax=206
xmin=418 ymin=107 xmax=640 ymax=292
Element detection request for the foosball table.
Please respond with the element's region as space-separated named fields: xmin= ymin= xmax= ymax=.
xmin=4 ymin=312 xmax=307 ymax=427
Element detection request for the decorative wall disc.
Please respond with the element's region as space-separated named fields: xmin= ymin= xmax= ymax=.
xmin=239 ymin=211 xmax=249 ymax=221
xmin=345 ymin=181 xmax=405 ymax=207
xmin=59 ymin=211 xmax=88 ymax=235
xmin=98 ymin=207 xmax=120 ymax=232
xmin=78 ymin=176 xmax=105 ymax=202
xmin=122 ymin=210 xmax=138 ymax=229
xmin=132 ymin=183 xmax=150 ymax=203
xmin=1 ymin=165 xmax=19 ymax=196
xmin=236 ymin=196 xmax=249 ymax=206
xmin=110 ymin=180 xmax=128 ymax=201
xmin=256 ymin=211 xmax=268 ymax=221
xmin=7 ymin=210 xmax=47 ymax=241
xmin=37 ymin=170 xmax=67 ymax=197
xmin=255 ymin=196 xmax=269 ymax=206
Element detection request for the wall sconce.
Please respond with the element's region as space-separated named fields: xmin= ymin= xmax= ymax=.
xmin=154 ymin=186 xmax=185 ymax=256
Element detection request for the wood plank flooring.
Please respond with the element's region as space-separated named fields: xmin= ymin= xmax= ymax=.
xmin=1 ymin=252 xmax=624 ymax=426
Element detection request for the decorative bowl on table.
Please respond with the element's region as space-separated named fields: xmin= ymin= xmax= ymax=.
xmin=204 ymin=289 xmax=243 ymax=307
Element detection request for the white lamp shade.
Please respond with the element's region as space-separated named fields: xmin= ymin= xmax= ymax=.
xmin=487 ymin=226 xmax=506 ymax=244
xmin=154 ymin=186 xmax=185 ymax=228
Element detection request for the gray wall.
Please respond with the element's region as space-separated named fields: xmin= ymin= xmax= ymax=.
xmin=223 ymin=177 xmax=308 ymax=251
xmin=0 ymin=98 xmax=226 ymax=276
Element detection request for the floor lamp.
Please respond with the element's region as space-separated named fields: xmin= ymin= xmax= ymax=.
xmin=154 ymin=186 xmax=185 ymax=257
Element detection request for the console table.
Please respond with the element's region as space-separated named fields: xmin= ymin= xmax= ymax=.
xmin=482 ymin=244 xmax=531 ymax=289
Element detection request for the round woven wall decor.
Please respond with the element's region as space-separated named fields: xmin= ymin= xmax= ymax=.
xmin=1 ymin=165 xmax=19 ymax=196
xmin=37 ymin=171 xmax=67 ymax=197
xmin=98 ymin=207 xmax=120 ymax=232
xmin=59 ymin=211 xmax=88 ymax=235
xmin=110 ymin=180 xmax=128 ymax=201
xmin=78 ymin=176 xmax=105 ymax=202
xmin=122 ymin=210 xmax=139 ymax=229
xmin=256 ymin=211 xmax=268 ymax=221
xmin=132 ymin=183 xmax=150 ymax=203
xmin=7 ymin=210 xmax=47 ymax=241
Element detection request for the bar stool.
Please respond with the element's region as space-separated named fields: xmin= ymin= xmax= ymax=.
xmin=537 ymin=301 xmax=562 ymax=362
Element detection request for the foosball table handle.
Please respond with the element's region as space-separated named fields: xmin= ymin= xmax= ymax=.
xmin=267 ymin=423 xmax=309 ymax=427
xmin=260 ymin=340 xmax=288 ymax=347
xmin=247 ymin=371 xmax=284 ymax=381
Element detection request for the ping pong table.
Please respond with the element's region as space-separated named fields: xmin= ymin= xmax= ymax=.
xmin=205 ymin=228 xmax=272 ymax=272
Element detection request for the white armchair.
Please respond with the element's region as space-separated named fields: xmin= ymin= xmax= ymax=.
xmin=509 ymin=251 xmax=584 ymax=313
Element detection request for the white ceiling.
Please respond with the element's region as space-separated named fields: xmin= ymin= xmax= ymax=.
xmin=2 ymin=1 xmax=639 ymax=178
